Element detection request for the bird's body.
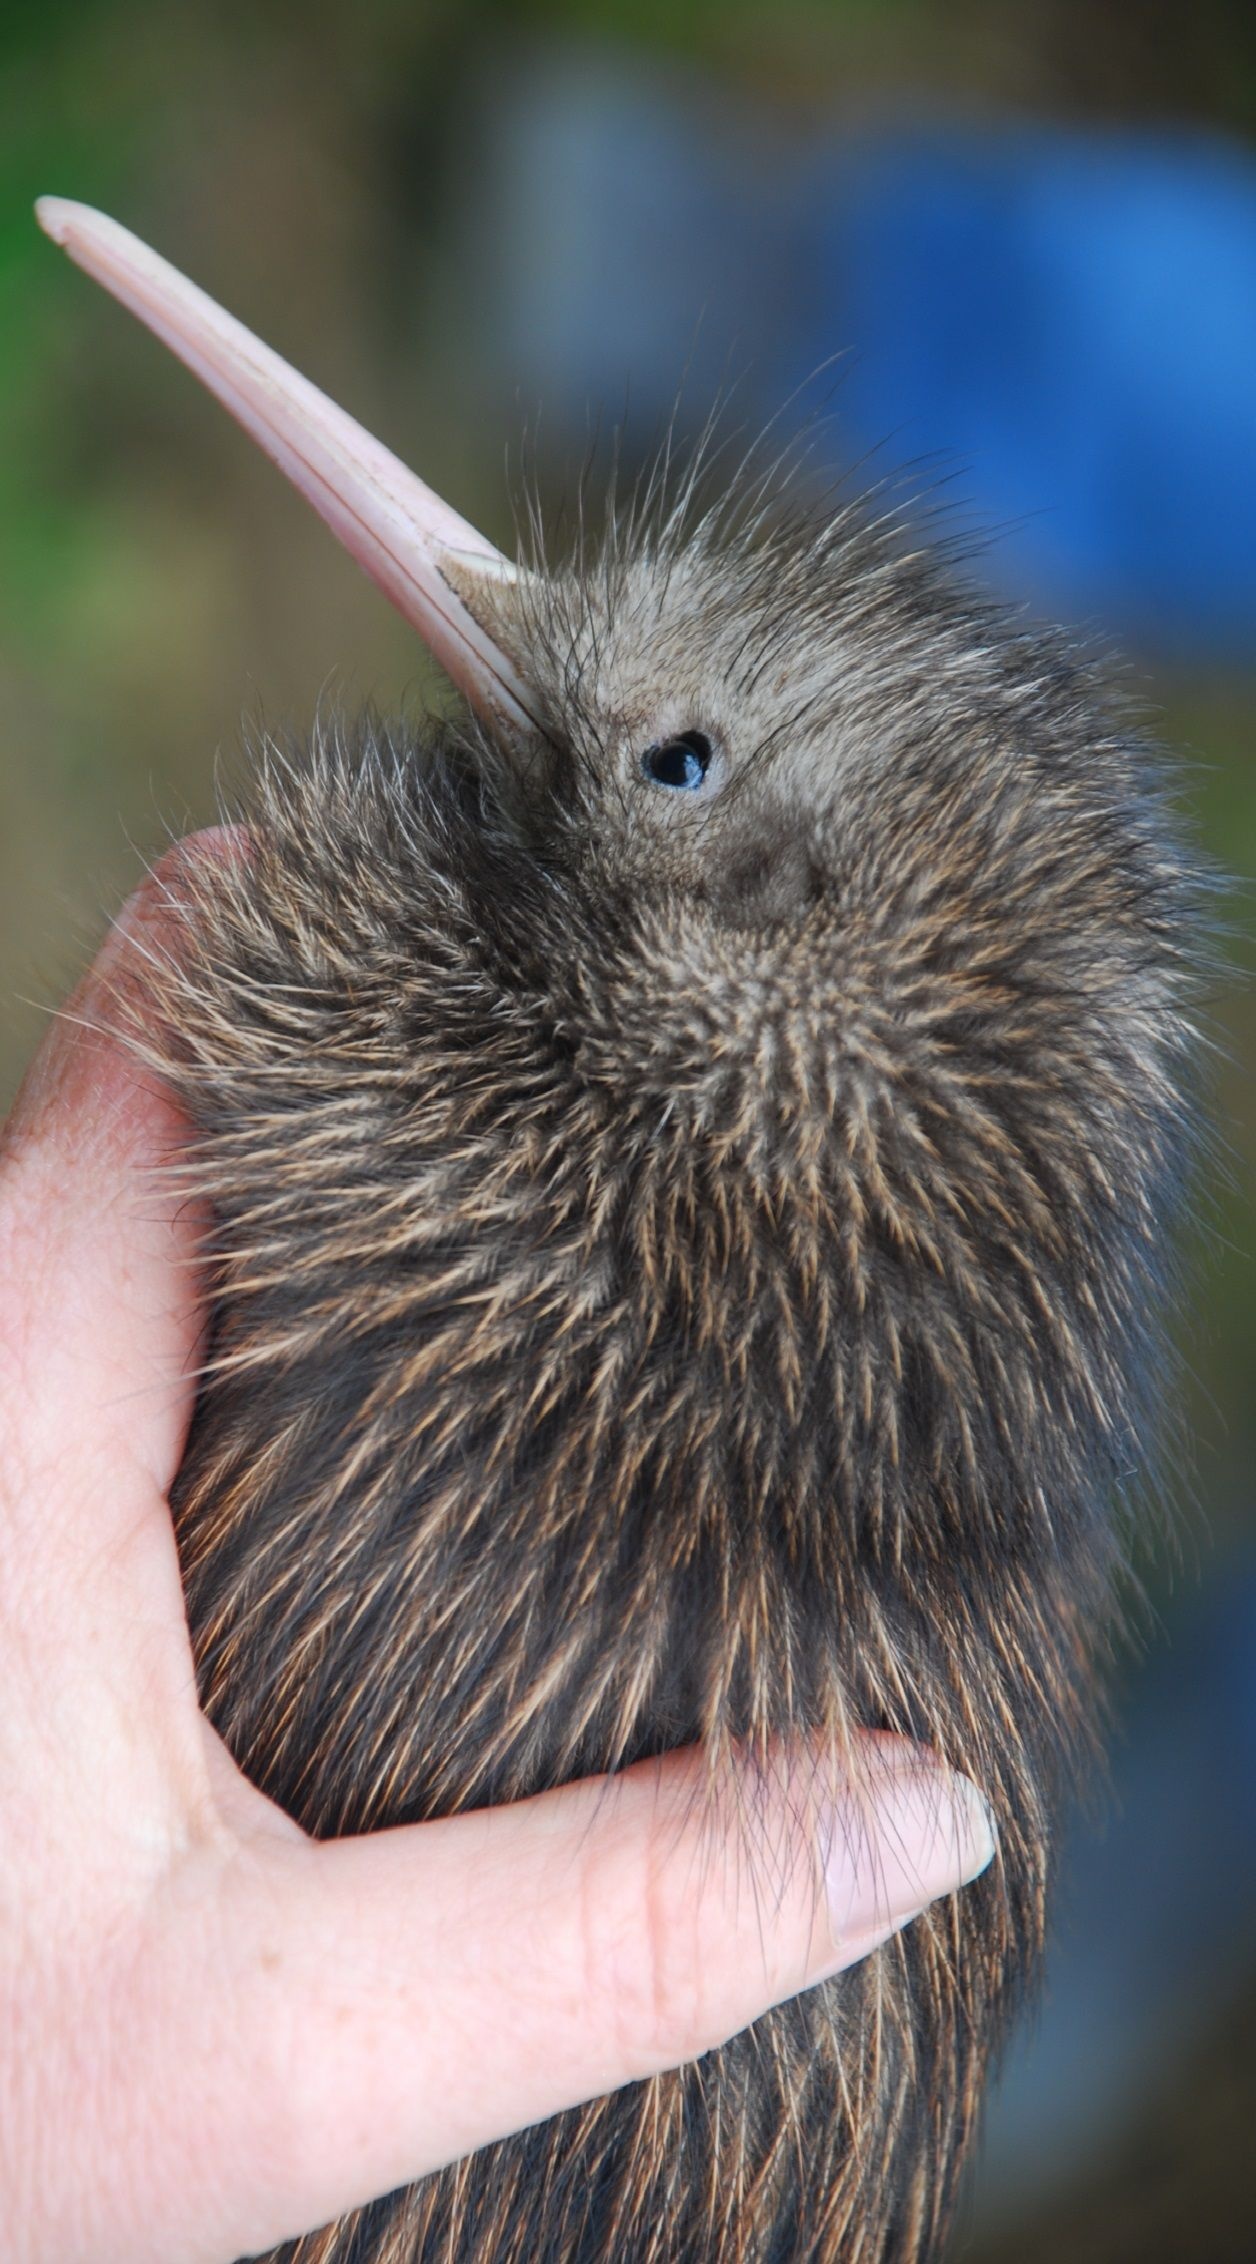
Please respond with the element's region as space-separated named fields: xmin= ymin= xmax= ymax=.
xmin=37 ymin=202 xmax=1206 ymax=2264
xmin=151 ymin=511 xmax=1200 ymax=2264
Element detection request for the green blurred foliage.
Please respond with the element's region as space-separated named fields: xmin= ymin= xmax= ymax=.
xmin=0 ymin=3 xmax=1251 ymax=2258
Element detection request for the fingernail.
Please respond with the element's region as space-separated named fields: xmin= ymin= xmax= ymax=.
xmin=819 ymin=1760 xmax=996 ymax=1971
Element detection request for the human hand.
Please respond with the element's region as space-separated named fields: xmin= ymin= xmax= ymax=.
xmin=0 ymin=857 xmax=996 ymax=2264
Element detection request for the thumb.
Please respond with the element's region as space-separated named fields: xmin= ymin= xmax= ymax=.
xmin=156 ymin=1734 xmax=995 ymax=2263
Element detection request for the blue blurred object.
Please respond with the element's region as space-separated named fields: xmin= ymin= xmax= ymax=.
xmin=481 ymin=56 xmax=1256 ymax=656
xmin=795 ymin=127 xmax=1256 ymax=655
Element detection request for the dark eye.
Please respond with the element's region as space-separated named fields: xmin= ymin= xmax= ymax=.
xmin=641 ymin=730 xmax=713 ymax=792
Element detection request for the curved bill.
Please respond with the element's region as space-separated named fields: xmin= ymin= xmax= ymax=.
xmin=35 ymin=197 xmax=538 ymax=738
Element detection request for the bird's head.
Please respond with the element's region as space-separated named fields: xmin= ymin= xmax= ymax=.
xmin=441 ymin=522 xmax=858 ymax=925
xmin=32 ymin=198 xmax=1017 ymax=947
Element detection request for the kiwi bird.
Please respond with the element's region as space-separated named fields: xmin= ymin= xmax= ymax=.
xmin=39 ymin=199 xmax=1205 ymax=2264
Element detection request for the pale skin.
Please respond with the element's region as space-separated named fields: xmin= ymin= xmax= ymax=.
xmin=0 ymin=857 xmax=995 ymax=2264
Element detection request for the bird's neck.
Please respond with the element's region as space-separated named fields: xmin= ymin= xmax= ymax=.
xmin=543 ymin=897 xmax=866 ymax=1182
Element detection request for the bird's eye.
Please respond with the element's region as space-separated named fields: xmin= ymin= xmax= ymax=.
xmin=641 ymin=731 xmax=713 ymax=792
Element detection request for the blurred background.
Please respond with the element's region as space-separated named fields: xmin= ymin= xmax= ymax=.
xmin=1 ymin=2 xmax=1252 ymax=2256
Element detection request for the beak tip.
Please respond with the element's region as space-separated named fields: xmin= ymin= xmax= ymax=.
xmin=35 ymin=199 xmax=67 ymax=245
xmin=35 ymin=196 xmax=74 ymax=245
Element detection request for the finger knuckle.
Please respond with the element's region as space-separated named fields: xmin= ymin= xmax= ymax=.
xmin=580 ymin=1809 xmax=718 ymax=2078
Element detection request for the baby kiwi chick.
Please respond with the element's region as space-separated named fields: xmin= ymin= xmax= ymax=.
xmin=40 ymin=202 xmax=1204 ymax=2264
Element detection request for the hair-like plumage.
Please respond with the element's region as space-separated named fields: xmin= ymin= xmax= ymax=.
xmin=140 ymin=459 xmax=1206 ymax=2263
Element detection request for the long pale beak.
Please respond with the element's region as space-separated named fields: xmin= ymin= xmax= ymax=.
xmin=35 ymin=197 xmax=538 ymax=738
